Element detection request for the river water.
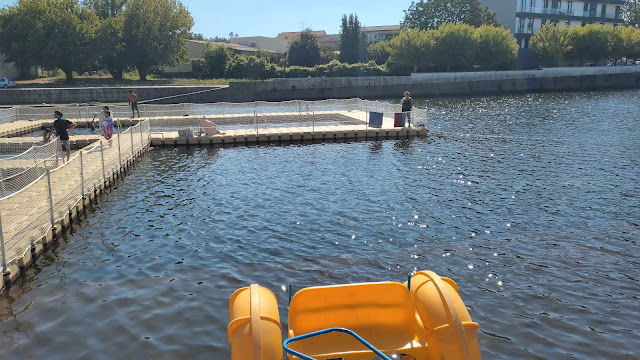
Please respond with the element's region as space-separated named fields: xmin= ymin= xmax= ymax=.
xmin=0 ymin=90 xmax=638 ymax=359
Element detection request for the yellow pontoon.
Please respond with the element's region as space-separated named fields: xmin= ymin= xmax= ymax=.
xmin=228 ymin=270 xmax=481 ymax=360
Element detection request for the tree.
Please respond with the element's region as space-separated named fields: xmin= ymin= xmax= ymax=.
xmin=95 ymin=15 xmax=127 ymax=79
xmin=339 ymin=13 xmax=367 ymax=64
xmin=387 ymin=28 xmax=434 ymax=71
xmin=403 ymin=0 xmax=500 ymax=30
xmin=122 ymin=0 xmax=193 ymax=80
xmin=287 ymin=29 xmax=321 ymax=67
xmin=475 ymin=25 xmax=518 ymax=70
xmin=568 ymin=24 xmax=616 ymax=64
xmin=0 ymin=0 xmax=101 ymax=82
xmin=83 ymin=0 xmax=127 ymax=18
xmin=431 ymin=23 xmax=477 ymax=71
xmin=622 ymin=0 xmax=640 ymax=28
xmin=530 ymin=23 xmax=572 ymax=66
xmin=616 ymin=26 xmax=640 ymax=60
xmin=202 ymin=44 xmax=234 ymax=78
xmin=0 ymin=0 xmax=49 ymax=78
xmin=367 ymin=41 xmax=391 ymax=65
xmin=320 ymin=46 xmax=338 ymax=64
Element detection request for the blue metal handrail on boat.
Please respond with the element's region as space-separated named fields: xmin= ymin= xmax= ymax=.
xmin=283 ymin=327 xmax=392 ymax=360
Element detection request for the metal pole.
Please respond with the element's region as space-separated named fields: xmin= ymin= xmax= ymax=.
xmin=0 ymin=213 xmax=7 ymax=273
xmin=312 ymin=111 xmax=315 ymax=134
xmin=46 ymin=170 xmax=55 ymax=227
xmin=100 ymin=141 xmax=106 ymax=183
xmin=254 ymin=111 xmax=258 ymax=135
xmin=117 ymin=132 xmax=122 ymax=169
xmin=80 ymin=150 xmax=85 ymax=198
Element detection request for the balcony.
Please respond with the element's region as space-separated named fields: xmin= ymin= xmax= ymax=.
xmin=517 ymin=7 xmax=622 ymax=20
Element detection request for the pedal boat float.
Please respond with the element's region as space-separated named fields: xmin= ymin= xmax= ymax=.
xmin=228 ymin=270 xmax=481 ymax=360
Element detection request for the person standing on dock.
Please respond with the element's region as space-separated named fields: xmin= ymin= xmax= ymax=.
xmin=128 ymin=90 xmax=140 ymax=118
xmin=53 ymin=111 xmax=76 ymax=162
xmin=101 ymin=110 xmax=115 ymax=141
xmin=400 ymin=91 xmax=413 ymax=127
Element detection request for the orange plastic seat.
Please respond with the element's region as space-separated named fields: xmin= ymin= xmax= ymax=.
xmin=287 ymin=281 xmax=427 ymax=360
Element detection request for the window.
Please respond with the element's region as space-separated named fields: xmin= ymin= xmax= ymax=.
xmin=583 ymin=3 xmax=588 ymax=13
xmin=524 ymin=38 xmax=530 ymax=48
xmin=556 ymin=1 xmax=561 ymax=10
xmin=601 ymin=4 xmax=607 ymax=18
xmin=615 ymin=6 xmax=621 ymax=19
xmin=527 ymin=18 xmax=534 ymax=33
xmin=567 ymin=1 xmax=572 ymax=12
xmin=519 ymin=17 xmax=526 ymax=32
xmin=250 ymin=43 xmax=256 ymax=47
xmin=543 ymin=0 xmax=548 ymax=8
xmin=530 ymin=0 xmax=536 ymax=8
xmin=589 ymin=3 xmax=596 ymax=17
xmin=520 ymin=0 xmax=527 ymax=11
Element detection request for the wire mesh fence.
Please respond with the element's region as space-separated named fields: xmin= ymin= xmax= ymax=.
xmin=2 ymin=99 xmax=428 ymax=130
xmin=0 ymin=120 xmax=151 ymax=272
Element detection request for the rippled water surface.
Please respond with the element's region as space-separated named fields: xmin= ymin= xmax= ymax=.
xmin=1 ymin=91 xmax=639 ymax=359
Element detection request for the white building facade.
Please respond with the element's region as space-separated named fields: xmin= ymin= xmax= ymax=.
xmin=514 ymin=0 xmax=626 ymax=48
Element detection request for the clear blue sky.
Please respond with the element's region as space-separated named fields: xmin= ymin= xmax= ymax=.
xmin=0 ymin=0 xmax=409 ymax=38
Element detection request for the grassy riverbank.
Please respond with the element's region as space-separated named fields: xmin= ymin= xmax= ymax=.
xmin=15 ymin=74 xmax=231 ymax=88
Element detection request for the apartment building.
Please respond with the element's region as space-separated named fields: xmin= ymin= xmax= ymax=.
xmin=515 ymin=0 xmax=625 ymax=48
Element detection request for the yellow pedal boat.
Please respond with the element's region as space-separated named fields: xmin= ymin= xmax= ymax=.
xmin=228 ymin=270 xmax=481 ymax=360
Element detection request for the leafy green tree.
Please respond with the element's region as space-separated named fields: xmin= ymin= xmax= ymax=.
xmin=530 ymin=23 xmax=572 ymax=65
xmin=387 ymin=28 xmax=434 ymax=71
xmin=367 ymin=41 xmax=391 ymax=65
xmin=475 ymin=25 xmax=518 ymax=70
xmin=339 ymin=13 xmax=367 ymax=63
xmin=0 ymin=0 xmax=101 ymax=82
xmin=622 ymin=0 xmax=640 ymax=28
xmin=0 ymin=0 xmax=48 ymax=78
xmin=403 ymin=0 xmax=500 ymax=30
xmin=202 ymin=44 xmax=234 ymax=78
xmin=287 ymin=29 xmax=321 ymax=67
xmin=83 ymin=0 xmax=127 ymax=18
xmin=320 ymin=46 xmax=338 ymax=64
xmin=122 ymin=0 xmax=193 ymax=80
xmin=95 ymin=15 xmax=127 ymax=79
xmin=431 ymin=23 xmax=477 ymax=71
xmin=568 ymin=24 xmax=616 ymax=64
xmin=616 ymin=26 xmax=640 ymax=60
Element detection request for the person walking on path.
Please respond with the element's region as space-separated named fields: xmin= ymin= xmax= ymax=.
xmin=101 ymin=110 xmax=115 ymax=141
xmin=400 ymin=91 xmax=413 ymax=127
xmin=128 ymin=90 xmax=140 ymax=118
xmin=53 ymin=111 xmax=76 ymax=162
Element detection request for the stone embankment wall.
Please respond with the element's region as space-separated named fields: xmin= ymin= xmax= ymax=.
xmin=1 ymin=67 xmax=639 ymax=105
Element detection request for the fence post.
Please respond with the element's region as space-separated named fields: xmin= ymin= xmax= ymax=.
xmin=80 ymin=150 xmax=85 ymax=198
xmin=0 ymin=213 xmax=7 ymax=273
xmin=139 ymin=121 xmax=143 ymax=149
xmin=46 ymin=170 xmax=55 ymax=227
xmin=117 ymin=132 xmax=122 ymax=169
xmin=130 ymin=129 xmax=134 ymax=158
xmin=100 ymin=141 xmax=106 ymax=183
xmin=15 ymin=107 xmax=19 ymax=122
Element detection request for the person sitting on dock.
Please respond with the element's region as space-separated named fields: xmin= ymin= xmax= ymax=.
xmin=199 ymin=118 xmax=221 ymax=135
xmin=53 ymin=111 xmax=76 ymax=162
xmin=101 ymin=110 xmax=115 ymax=141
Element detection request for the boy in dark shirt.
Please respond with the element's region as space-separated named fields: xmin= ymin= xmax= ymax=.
xmin=53 ymin=111 xmax=76 ymax=162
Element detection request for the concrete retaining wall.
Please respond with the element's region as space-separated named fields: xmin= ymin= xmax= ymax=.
xmin=0 ymin=85 xmax=225 ymax=105
xmin=2 ymin=67 xmax=639 ymax=105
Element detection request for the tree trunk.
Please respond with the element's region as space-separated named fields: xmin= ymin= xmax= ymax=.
xmin=138 ymin=67 xmax=148 ymax=81
xmin=109 ymin=67 xmax=123 ymax=80
xmin=62 ymin=67 xmax=74 ymax=83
